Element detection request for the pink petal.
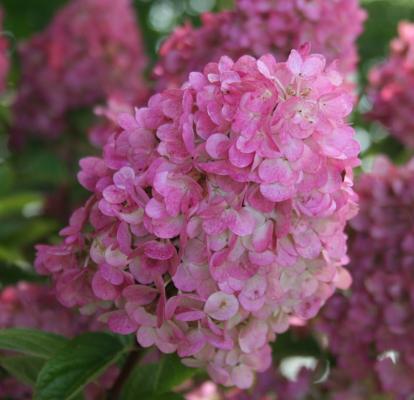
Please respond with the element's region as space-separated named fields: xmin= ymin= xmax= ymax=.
xmin=204 ymin=292 xmax=239 ymax=321
xmin=102 ymin=185 xmax=127 ymax=204
xmin=319 ymin=92 xmax=352 ymax=118
xmin=231 ymin=365 xmax=254 ymax=389
xmin=177 ymin=330 xmax=206 ymax=357
xmin=172 ymin=263 xmax=197 ymax=292
xmin=302 ymin=54 xmax=326 ymax=77
xmin=228 ymin=145 xmax=254 ymax=168
xmin=276 ymin=237 xmax=298 ymax=267
xmin=108 ymin=311 xmax=138 ymax=334
xmin=260 ymin=182 xmax=295 ymax=202
xmin=145 ymin=199 xmax=166 ymax=219
xmin=105 ymin=246 xmax=128 ymax=268
xmin=100 ymin=264 xmax=124 ymax=285
xmin=92 ymin=271 xmax=118 ymax=301
xmin=122 ymin=285 xmax=158 ymax=305
xmin=175 ymin=310 xmax=205 ymax=321
xmin=252 ymin=221 xmax=273 ymax=252
xmin=116 ymin=112 xmax=135 ymax=130
xmin=258 ymin=158 xmax=295 ymax=184
xmin=275 ymin=134 xmax=304 ymax=162
xmin=248 ymin=250 xmax=275 ymax=266
xmin=143 ymin=240 xmax=175 ymax=260
xmin=239 ymin=275 xmax=267 ymax=312
xmin=153 ymin=216 xmax=184 ymax=239
xmin=294 ymin=230 xmax=322 ymax=259
xmin=205 ymin=133 xmax=230 ymax=159
xmin=257 ymin=54 xmax=278 ymax=79
xmin=132 ymin=306 xmax=157 ymax=327
xmin=334 ymin=267 xmax=352 ymax=290
xmin=319 ymin=126 xmax=360 ymax=160
xmin=113 ymin=166 xmax=135 ymax=189
xmin=239 ymin=319 xmax=268 ymax=353
xmin=228 ymin=208 xmax=256 ymax=236
xmin=137 ymin=326 xmax=156 ymax=347
xmin=287 ymin=49 xmax=303 ymax=75
xmin=117 ymin=222 xmax=131 ymax=254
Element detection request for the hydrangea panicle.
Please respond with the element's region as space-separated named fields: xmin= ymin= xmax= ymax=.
xmin=36 ymin=48 xmax=359 ymax=388
xmin=368 ymin=21 xmax=414 ymax=148
xmin=317 ymin=156 xmax=414 ymax=399
xmin=11 ymin=0 xmax=148 ymax=145
xmin=154 ymin=0 xmax=366 ymax=90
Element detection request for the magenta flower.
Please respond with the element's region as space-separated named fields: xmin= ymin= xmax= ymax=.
xmin=317 ymin=156 xmax=414 ymax=399
xmin=154 ymin=0 xmax=366 ymax=90
xmin=11 ymin=0 xmax=148 ymax=146
xmin=35 ymin=49 xmax=359 ymax=388
xmin=368 ymin=22 xmax=414 ymax=148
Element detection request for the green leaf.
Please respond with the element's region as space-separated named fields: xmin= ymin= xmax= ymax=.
xmin=0 ymin=355 xmax=45 ymax=386
xmin=0 ymin=245 xmax=29 ymax=268
xmin=359 ymin=0 xmax=414 ymax=84
xmin=15 ymin=146 xmax=69 ymax=186
xmin=120 ymin=363 xmax=158 ymax=399
xmin=272 ymin=331 xmax=322 ymax=359
xmin=0 ymin=263 xmax=45 ymax=285
xmin=153 ymin=354 xmax=197 ymax=394
xmin=0 ymin=164 xmax=14 ymax=195
xmin=121 ymin=354 xmax=196 ymax=400
xmin=2 ymin=0 xmax=67 ymax=39
xmin=0 ymin=192 xmax=42 ymax=218
xmin=0 ymin=329 xmax=68 ymax=359
xmin=35 ymin=332 xmax=127 ymax=400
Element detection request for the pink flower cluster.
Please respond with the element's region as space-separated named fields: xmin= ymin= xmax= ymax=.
xmin=368 ymin=22 xmax=414 ymax=148
xmin=0 ymin=8 xmax=9 ymax=93
xmin=154 ymin=0 xmax=366 ymax=90
xmin=35 ymin=49 xmax=359 ymax=388
xmin=0 ymin=282 xmax=117 ymax=400
xmin=317 ymin=156 xmax=414 ymax=400
xmin=185 ymin=363 xmax=394 ymax=400
xmin=191 ymin=367 xmax=313 ymax=400
xmin=0 ymin=281 xmax=99 ymax=335
xmin=11 ymin=0 xmax=148 ymax=145
xmin=184 ymin=365 xmax=381 ymax=400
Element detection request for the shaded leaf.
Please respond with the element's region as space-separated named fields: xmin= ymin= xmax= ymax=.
xmin=0 ymin=329 xmax=67 ymax=359
xmin=272 ymin=331 xmax=322 ymax=359
xmin=0 ymin=263 xmax=44 ymax=285
xmin=35 ymin=333 xmax=126 ymax=400
xmin=0 ymin=355 xmax=45 ymax=386
xmin=153 ymin=354 xmax=197 ymax=394
xmin=0 ymin=192 xmax=42 ymax=218
xmin=121 ymin=354 xmax=196 ymax=400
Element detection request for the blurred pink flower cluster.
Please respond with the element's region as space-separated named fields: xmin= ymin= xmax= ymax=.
xmin=221 ymin=367 xmax=313 ymax=400
xmin=0 ymin=281 xmax=99 ymax=335
xmin=155 ymin=0 xmax=366 ymax=90
xmin=0 ymin=282 xmax=118 ymax=400
xmin=11 ymin=0 xmax=148 ymax=146
xmin=35 ymin=48 xmax=359 ymax=388
xmin=0 ymin=8 xmax=9 ymax=93
xmin=317 ymin=156 xmax=414 ymax=400
xmin=368 ymin=22 xmax=414 ymax=148
xmin=184 ymin=365 xmax=381 ymax=400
